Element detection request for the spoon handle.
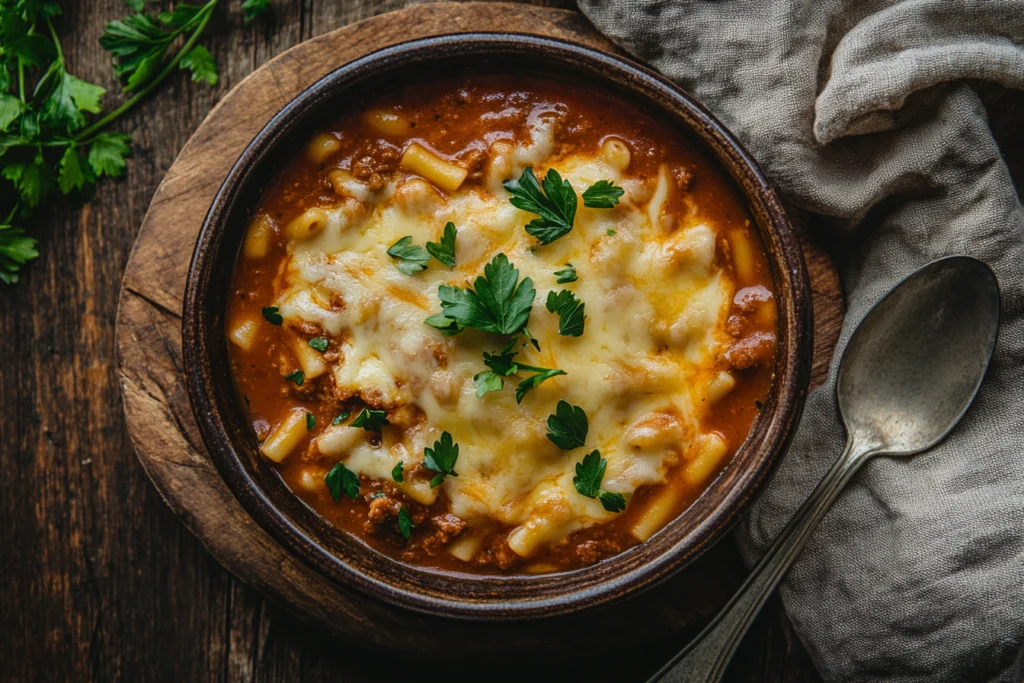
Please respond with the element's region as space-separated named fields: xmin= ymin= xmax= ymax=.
xmin=650 ymin=439 xmax=873 ymax=683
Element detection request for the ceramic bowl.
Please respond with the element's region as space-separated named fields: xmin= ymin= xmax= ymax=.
xmin=183 ymin=33 xmax=812 ymax=620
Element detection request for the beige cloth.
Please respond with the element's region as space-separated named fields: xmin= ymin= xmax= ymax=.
xmin=577 ymin=1 xmax=1024 ymax=680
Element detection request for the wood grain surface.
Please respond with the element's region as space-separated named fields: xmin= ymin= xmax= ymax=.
xmin=2 ymin=0 xmax=1018 ymax=680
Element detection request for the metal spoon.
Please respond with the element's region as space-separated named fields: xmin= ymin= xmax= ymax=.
xmin=652 ymin=255 xmax=1000 ymax=683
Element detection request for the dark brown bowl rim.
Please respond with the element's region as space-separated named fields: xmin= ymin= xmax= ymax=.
xmin=183 ymin=33 xmax=812 ymax=621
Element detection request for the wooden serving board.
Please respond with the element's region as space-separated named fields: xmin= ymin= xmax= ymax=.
xmin=115 ymin=2 xmax=843 ymax=658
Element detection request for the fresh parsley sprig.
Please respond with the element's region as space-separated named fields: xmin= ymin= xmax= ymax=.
xmin=504 ymin=166 xmax=576 ymax=245
xmin=426 ymin=253 xmax=535 ymax=336
xmin=397 ymin=506 xmax=414 ymax=539
xmin=325 ymin=461 xmax=359 ymax=501
xmin=554 ymin=264 xmax=577 ymax=284
xmin=545 ymin=289 xmax=585 ymax=337
xmin=573 ymin=451 xmax=626 ymax=512
xmin=387 ymin=235 xmax=429 ymax=275
xmin=581 ymin=179 xmax=624 ymax=208
xmin=546 ymin=400 xmax=587 ymax=450
xmin=472 ymin=338 xmax=566 ymax=402
xmin=425 ymin=221 xmax=456 ymax=268
xmin=0 ymin=0 xmax=268 ymax=285
xmin=423 ymin=430 xmax=459 ymax=488
xmin=350 ymin=408 xmax=389 ymax=434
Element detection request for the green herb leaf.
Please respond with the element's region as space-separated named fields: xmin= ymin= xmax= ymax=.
xmin=554 ymin=264 xmax=577 ymax=284
xmin=240 ymin=0 xmax=269 ymax=21
xmin=261 ymin=306 xmax=283 ymax=325
xmin=370 ymin=491 xmax=386 ymax=499
xmin=514 ymin=368 xmax=566 ymax=403
xmin=425 ymin=221 xmax=457 ymax=268
xmin=87 ymin=132 xmax=133 ymax=178
xmin=606 ymin=228 xmax=616 ymax=236
xmin=57 ymin=147 xmax=87 ymax=194
xmin=179 ymin=45 xmax=218 ymax=86
xmin=0 ymin=228 xmax=38 ymax=285
xmin=435 ymin=253 xmax=535 ymax=335
xmin=545 ymin=289 xmax=585 ymax=337
xmin=331 ymin=410 xmax=351 ymax=425
xmin=123 ymin=0 xmax=146 ymax=11
xmin=397 ymin=506 xmax=414 ymax=539
xmin=473 ymin=371 xmax=504 ymax=397
xmin=424 ymin=313 xmax=462 ymax=336
xmin=546 ymin=401 xmax=588 ymax=450
xmin=391 ymin=461 xmax=404 ymax=483
xmin=0 ymin=95 xmax=23 ymax=132
xmin=504 ymin=166 xmax=577 ymax=245
xmin=308 ymin=337 xmax=329 ymax=352
xmin=325 ymin=461 xmax=359 ymax=500
xmin=423 ymin=431 xmax=459 ymax=488
xmin=573 ymin=451 xmax=626 ymax=512
xmin=284 ymin=369 xmax=304 ymax=386
xmin=582 ymin=180 xmax=624 ymax=208
xmin=387 ymin=236 xmax=430 ymax=275
xmin=350 ymin=408 xmax=389 ymax=433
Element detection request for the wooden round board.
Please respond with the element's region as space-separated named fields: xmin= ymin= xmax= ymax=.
xmin=115 ymin=2 xmax=843 ymax=658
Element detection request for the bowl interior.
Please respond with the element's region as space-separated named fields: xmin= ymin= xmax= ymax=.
xmin=183 ymin=33 xmax=811 ymax=620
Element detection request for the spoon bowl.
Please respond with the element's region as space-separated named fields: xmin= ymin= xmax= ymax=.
xmin=838 ymin=256 xmax=1000 ymax=456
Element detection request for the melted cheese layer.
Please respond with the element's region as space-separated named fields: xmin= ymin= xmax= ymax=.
xmin=274 ymin=119 xmax=735 ymax=556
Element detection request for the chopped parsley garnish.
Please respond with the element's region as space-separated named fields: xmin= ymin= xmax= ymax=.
xmin=392 ymin=461 xmax=404 ymax=483
xmin=546 ymin=401 xmax=588 ymax=450
xmin=325 ymin=462 xmax=360 ymax=501
xmin=262 ymin=306 xmax=283 ymax=325
xmin=546 ymin=289 xmax=585 ymax=337
xmin=332 ymin=410 xmax=351 ymax=425
xmin=573 ymin=451 xmax=626 ymax=512
xmin=397 ymin=507 xmax=414 ymax=539
xmin=505 ymin=166 xmax=577 ymax=245
xmin=283 ymin=369 xmax=304 ymax=386
xmin=423 ymin=431 xmax=459 ymax=488
xmin=305 ymin=412 xmax=315 ymax=431
xmin=350 ymin=408 xmax=389 ymax=433
xmin=370 ymin=491 xmax=386 ymax=499
xmin=755 ymin=400 xmax=764 ymax=411
xmin=554 ymin=264 xmax=578 ymax=284
xmin=431 ymin=253 xmax=535 ymax=336
xmin=582 ymin=180 xmax=625 ymax=208
xmin=308 ymin=337 xmax=329 ymax=352
xmin=473 ymin=339 xmax=566 ymax=401
xmin=387 ymin=236 xmax=430 ymax=275
xmin=606 ymin=228 xmax=616 ymax=236
xmin=425 ymin=221 xmax=457 ymax=268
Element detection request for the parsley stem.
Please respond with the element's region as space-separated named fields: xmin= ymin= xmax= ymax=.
xmin=17 ymin=58 xmax=25 ymax=101
xmin=74 ymin=0 xmax=218 ymax=142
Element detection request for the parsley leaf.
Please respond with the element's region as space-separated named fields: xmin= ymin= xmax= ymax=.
xmin=554 ymin=264 xmax=577 ymax=284
xmin=261 ymin=306 xmax=283 ymax=325
xmin=514 ymin=368 xmax=567 ymax=403
xmin=423 ymin=431 xmax=459 ymax=488
xmin=545 ymin=289 xmax=585 ymax=337
xmin=350 ymin=408 xmax=389 ymax=433
xmin=606 ymin=228 xmax=616 ymax=236
xmin=391 ymin=461 xmax=404 ymax=483
xmin=582 ymin=180 xmax=625 ymax=208
xmin=433 ymin=253 xmax=535 ymax=335
xmin=546 ymin=401 xmax=588 ymax=450
xmin=325 ymin=461 xmax=360 ymax=500
xmin=332 ymin=410 xmax=351 ymax=425
xmin=57 ymin=147 xmax=88 ymax=194
xmin=425 ymin=221 xmax=457 ymax=268
xmin=308 ymin=337 xmax=329 ymax=352
xmin=573 ymin=451 xmax=626 ymax=512
xmin=179 ymin=45 xmax=218 ymax=86
xmin=305 ymin=412 xmax=315 ymax=431
xmin=284 ymin=369 xmax=304 ymax=386
xmin=473 ymin=371 xmax=504 ymax=397
xmin=240 ymin=0 xmax=269 ymax=21
xmin=87 ymin=132 xmax=133 ymax=178
xmin=504 ymin=166 xmax=577 ymax=245
xmin=387 ymin=236 xmax=429 ymax=275
xmin=397 ymin=507 xmax=414 ymax=539
xmin=424 ymin=313 xmax=462 ymax=337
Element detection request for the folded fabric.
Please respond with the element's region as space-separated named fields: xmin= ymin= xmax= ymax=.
xmin=577 ymin=1 xmax=1024 ymax=680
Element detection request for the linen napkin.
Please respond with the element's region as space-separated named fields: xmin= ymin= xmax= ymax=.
xmin=576 ymin=1 xmax=1024 ymax=680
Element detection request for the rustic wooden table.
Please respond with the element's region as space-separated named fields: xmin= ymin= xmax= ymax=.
xmin=2 ymin=1 xmax=1019 ymax=681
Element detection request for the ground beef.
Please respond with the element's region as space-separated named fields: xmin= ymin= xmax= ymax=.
xmin=457 ymin=147 xmax=486 ymax=181
xmin=475 ymin=535 xmax=518 ymax=570
xmin=725 ymin=332 xmax=776 ymax=370
xmin=350 ymin=139 xmax=400 ymax=190
xmin=574 ymin=538 xmax=622 ymax=565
